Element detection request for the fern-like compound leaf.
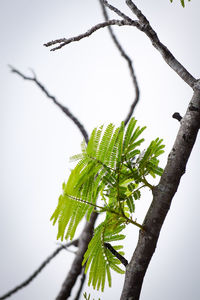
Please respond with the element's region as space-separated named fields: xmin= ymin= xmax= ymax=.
xmin=137 ymin=138 xmax=164 ymax=179
xmin=82 ymin=216 xmax=125 ymax=292
xmin=51 ymin=117 xmax=165 ymax=290
xmin=123 ymin=117 xmax=137 ymax=151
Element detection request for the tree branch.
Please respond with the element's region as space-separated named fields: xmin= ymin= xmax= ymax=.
xmin=101 ymin=0 xmax=133 ymax=22
xmin=44 ymin=19 xmax=141 ymax=51
xmin=120 ymin=81 xmax=200 ymax=299
xmin=99 ymin=0 xmax=140 ymax=125
xmin=0 ymin=240 xmax=78 ymax=300
xmin=125 ymin=0 xmax=197 ymax=88
xmin=52 ymin=4 xmax=140 ymax=297
xmin=9 ymin=66 xmax=89 ymax=143
xmin=104 ymin=243 xmax=128 ymax=267
xmin=55 ymin=212 xmax=98 ymax=300
xmin=9 ymin=64 xmax=99 ymax=300
xmin=45 ymin=0 xmax=196 ymax=89
xmin=73 ymin=267 xmax=86 ymax=300
xmin=10 ymin=2 xmax=197 ymax=299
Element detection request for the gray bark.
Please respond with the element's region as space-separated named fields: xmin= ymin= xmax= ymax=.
xmin=56 ymin=212 xmax=98 ymax=300
xmin=120 ymin=82 xmax=200 ymax=299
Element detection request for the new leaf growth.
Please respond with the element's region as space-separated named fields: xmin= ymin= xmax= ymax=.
xmin=51 ymin=117 xmax=165 ymax=291
xmin=170 ymin=0 xmax=191 ymax=7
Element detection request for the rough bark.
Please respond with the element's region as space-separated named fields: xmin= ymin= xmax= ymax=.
xmin=120 ymin=82 xmax=200 ymax=299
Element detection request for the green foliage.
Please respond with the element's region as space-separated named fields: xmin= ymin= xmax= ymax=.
xmin=51 ymin=117 xmax=165 ymax=291
xmin=82 ymin=216 xmax=126 ymax=291
xmin=83 ymin=292 xmax=101 ymax=300
xmin=170 ymin=0 xmax=191 ymax=7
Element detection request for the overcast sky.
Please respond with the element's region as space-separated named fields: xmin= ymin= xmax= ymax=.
xmin=1 ymin=0 xmax=200 ymax=299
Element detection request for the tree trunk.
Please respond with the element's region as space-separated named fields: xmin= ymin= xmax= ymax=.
xmin=120 ymin=85 xmax=200 ymax=299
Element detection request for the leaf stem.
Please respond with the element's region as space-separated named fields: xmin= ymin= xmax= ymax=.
xmin=65 ymin=194 xmax=143 ymax=230
xmin=65 ymin=194 xmax=105 ymax=211
xmin=141 ymin=176 xmax=153 ymax=190
xmin=108 ymin=208 xmax=143 ymax=230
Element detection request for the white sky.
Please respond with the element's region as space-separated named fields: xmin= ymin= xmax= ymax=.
xmin=0 ymin=0 xmax=200 ymax=299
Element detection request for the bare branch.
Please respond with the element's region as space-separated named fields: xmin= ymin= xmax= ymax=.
xmin=99 ymin=0 xmax=140 ymax=125
xmin=73 ymin=267 xmax=86 ymax=300
xmin=55 ymin=212 xmax=98 ymax=300
xmin=101 ymin=0 xmax=133 ymax=22
xmin=44 ymin=20 xmax=126 ymax=51
xmin=125 ymin=0 xmax=197 ymax=88
xmin=104 ymin=243 xmax=128 ymax=267
xmin=44 ymin=19 xmax=140 ymax=51
xmin=0 ymin=240 xmax=78 ymax=300
xmin=56 ymin=242 xmax=77 ymax=254
xmin=9 ymin=65 xmax=89 ymax=143
xmin=9 ymin=66 xmax=97 ymax=299
xmin=126 ymin=0 xmax=149 ymax=24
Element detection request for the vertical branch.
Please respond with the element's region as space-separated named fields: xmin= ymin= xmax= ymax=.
xmin=73 ymin=267 xmax=86 ymax=300
xmin=120 ymin=84 xmax=200 ymax=299
xmin=99 ymin=0 xmax=140 ymax=125
xmin=55 ymin=212 xmax=98 ymax=300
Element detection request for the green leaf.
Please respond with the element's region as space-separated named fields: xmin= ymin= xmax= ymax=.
xmin=127 ymin=183 xmax=136 ymax=192
xmin=97 ymin=123 xmax=114 ymax=162
xmin=116 ymin=121 xmax=125 ymax=165
xmin=83 ymin=217 xmax=125 ymax=291
xmin=126 ymin=196 xmax=135 ymax=213
xmin=129 ymin=126 xmax=146 ymax=146
xmin=87 ymin=126 xmax=103 ymax=157
xmin=126 ymin=152 xmax=140 ymax=164
xmin=133 ymin=190 xmax=141 ymax=200
xmin=104 ymin=234 xmax=126 ymax=242
xmin=138 ymin=138 xmax=165 ymax=178
xmin=127 ymin=139 xmax=145 ymax=154
xmin=170 ymin=0 xmax=191 ymax=7
xmin=123 ymin=117 xmax=137 ymax=151
xmin=83 ymin=293 xmax=101 ymax=300
xmin=51 ymin=117 xmax=165 ymax=290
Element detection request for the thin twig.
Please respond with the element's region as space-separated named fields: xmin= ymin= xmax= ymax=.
xmin=101 ymin=0 xmax=133 ymax=22
xmin=0 ymin=240 xmax=78 ymax=300
xmin=9 ymin=65 xmax=89 ymax=143
xmin=99 ymin=0 xmax=140 ymax=125
xmin=73 ymin=267 xmax=86 ymax=300
xmin=56 ymin=242 xmax=77 ymax=254
xmin=102 ymin=0 xmax=196 ymax=88
xmin=104 ymin=243 xmax=128 ymax=267
xmin=9 ymin=65 xmax=97 ymax=300
xmin=44 ymin=19 xmax=140 ymax=51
